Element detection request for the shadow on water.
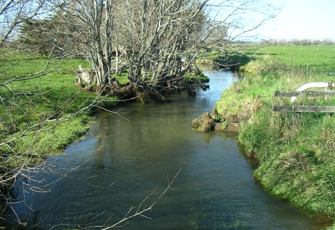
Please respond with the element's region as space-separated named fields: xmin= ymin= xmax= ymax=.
xmin=3 ymin=71 xmax=329 ymax=229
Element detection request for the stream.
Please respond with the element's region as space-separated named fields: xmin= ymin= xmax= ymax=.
xmin=5 ymin=70 xmax=324 ymax=229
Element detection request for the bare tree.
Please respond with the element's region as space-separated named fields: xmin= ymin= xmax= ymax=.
xmin=205 ymin=0 xmax=276 ymax=48
xmin=0 ymin=1 xmax=49 ymax=225
xmin=25 ymin=0 xmax=275 ymax=99
xmin=100 ymin=0 xmax=208 ymax=101
xmin=0 ymin=0 xmax=106 ymax=224
xmin=54 ymin=0 xmax=209 ymax=99
xmin=0 ymin=0 xmax=52 ymax=46
xmin=55 ymin=0 xmax=118 ymax=91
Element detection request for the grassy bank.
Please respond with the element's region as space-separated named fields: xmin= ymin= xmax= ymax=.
xmin=215 ymin=45 xmax=335 ymax=220
xmin=0 ymin=49 xmax=117 ymax=167
xmin=0 ymin=49 xmax=209 ymax=167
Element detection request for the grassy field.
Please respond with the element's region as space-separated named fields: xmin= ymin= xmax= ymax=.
xmin=215 ymin=44 xmax=335 ymax=222
xmin=0 ymin=49 xmax=117 ymax=166
xmin=243 ymin=44 xmax=335 ymax=69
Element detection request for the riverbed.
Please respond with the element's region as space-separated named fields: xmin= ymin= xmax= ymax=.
xmin=5 ymin=70 xmax=323 ymax=229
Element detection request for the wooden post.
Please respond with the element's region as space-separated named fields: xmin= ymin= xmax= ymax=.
xmin=273 ymin=83 xmax=335 ymax=113
xmin=273 ymin=105 xmax=335 ymax=113
xmin=274 ymin=90 xmax=335 ymax=97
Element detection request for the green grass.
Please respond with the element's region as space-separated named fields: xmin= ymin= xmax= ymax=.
xmin=239 ymin=44 xmax=335 ymax=73
xmin=115 ymin=72 xmax=130 ymax=85
xmin=0 ymin=49 xmax=117 ymax=166
xmin=215 ymin=44 xmax=335 ymax=220
xmin=199 ymin=44 xmax=335 ymax=74
xmin=249 ymin=45 xmax=335 ymax=68
xmin=4 ymin=116 xmax=91 ymax=167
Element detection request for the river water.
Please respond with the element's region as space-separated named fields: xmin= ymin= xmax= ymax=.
xmin=5 ymin=70 xmax=324 ymax=229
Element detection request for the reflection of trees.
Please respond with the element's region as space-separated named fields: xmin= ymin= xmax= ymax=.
xmin=93 ymin=104 xmax=194 ymax=181
xmin=93 ymin=113 xmax=112 ymax=170
xmin=200 ymin=132 xmax=217 ymax=144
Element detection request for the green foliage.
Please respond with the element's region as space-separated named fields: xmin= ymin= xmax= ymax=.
xmin=215 ymin=44 xmax=335 ymax=218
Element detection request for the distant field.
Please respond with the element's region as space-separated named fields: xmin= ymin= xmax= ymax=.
xmin=242 ymin=44 xmax=335 ymax=70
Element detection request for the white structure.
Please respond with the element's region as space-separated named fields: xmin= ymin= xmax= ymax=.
xmin=76 ymin=65 xmax=95 ymax=86
xmin=291 ymin=82 xmax=334 ymax=103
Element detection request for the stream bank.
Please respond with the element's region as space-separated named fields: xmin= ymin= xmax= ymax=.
xmin=2 ymin=70 xmax=327 ymax=229
xmin=209 ymin=60 xmax=335 ymax=226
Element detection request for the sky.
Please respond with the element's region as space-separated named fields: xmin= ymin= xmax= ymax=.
xmin=208 ymin=0 xmax=335 ymax=41
xmin=260 ymin=0 xmax=335 ymax=40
